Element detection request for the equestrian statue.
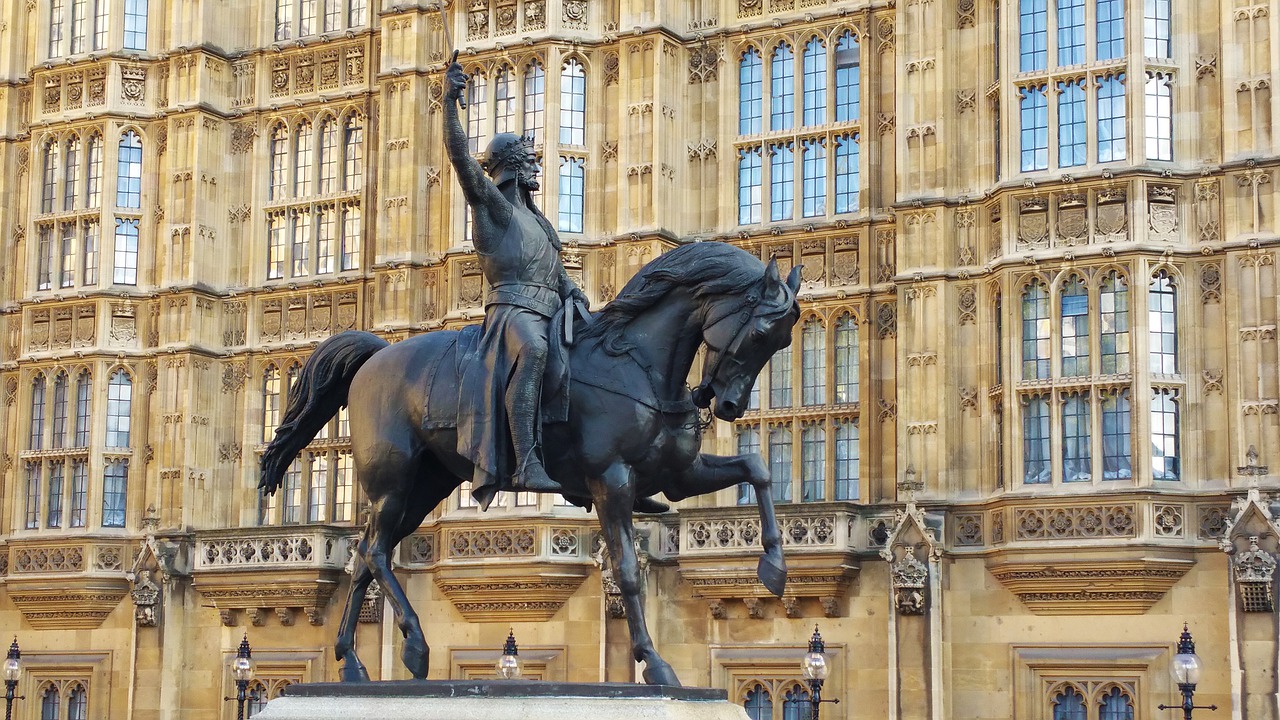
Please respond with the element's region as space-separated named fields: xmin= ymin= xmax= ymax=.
xmin=258 ymin=57 xmax=802 ymax=686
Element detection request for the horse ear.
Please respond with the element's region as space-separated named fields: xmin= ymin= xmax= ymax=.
xmin=765 ymin=257 xmax=781 ymax=285
xmin=786 ymin=265 xmax=803 ymax=295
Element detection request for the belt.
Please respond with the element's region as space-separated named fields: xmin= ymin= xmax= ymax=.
xmin=485 ymin=282 xmax=560 ymax=317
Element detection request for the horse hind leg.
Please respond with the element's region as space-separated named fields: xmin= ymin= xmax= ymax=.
xmin=334 ymin=545 xmax=375 ymax=682
xmin=362 ymin=491 xmax=432 ymax=679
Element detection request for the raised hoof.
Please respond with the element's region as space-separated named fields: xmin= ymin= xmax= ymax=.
xmin=642 ymin=663 xmax=681 ymax=687
xmin=340 ymin=660 xmax=371 ymax=683
xmin=757 ymin=555 xmax=788 ymax=598
xmin=402 ymin=638 xmax=430 ymax=679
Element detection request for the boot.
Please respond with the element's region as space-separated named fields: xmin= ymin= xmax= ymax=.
xmin=513 ymin=456 xmax=563 ymax=492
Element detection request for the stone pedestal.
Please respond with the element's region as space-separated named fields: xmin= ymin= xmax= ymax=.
xmin=253 ymin=680 xmax=751 ymax=720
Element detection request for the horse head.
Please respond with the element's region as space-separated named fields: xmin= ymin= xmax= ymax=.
xmin=694 ymin=256 xmax=802 ymax=421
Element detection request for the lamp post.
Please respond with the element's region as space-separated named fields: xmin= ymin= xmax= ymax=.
xmin=496 ymin=629 xmax=522 ymax=680
xmin=1157 ymin=624 xmax=1217 ymax=720
xmin=3 ymin=638 xmax=22 ymax=720
xmin=231 ymin=634 xmax=256 ymax=720
xmin=800 ymin=626 xmax=839 ymax=720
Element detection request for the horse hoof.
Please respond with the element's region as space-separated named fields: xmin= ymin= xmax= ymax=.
xmin=642 ymin=664 xmax=681 ymax=687
xmin=340 ymin=661 xmax=371 ymax=683
xmin=757 ymin=555 xmax=788 ymax=598
xmin=402 ymin=639 xmax=430 ymax=679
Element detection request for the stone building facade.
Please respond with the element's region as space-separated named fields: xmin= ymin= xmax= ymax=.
xmin=0 ymin=0 xmax=1277 ymax=719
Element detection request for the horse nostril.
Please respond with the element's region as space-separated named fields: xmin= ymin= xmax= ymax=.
xmin=720 ymin=400 xmax=739 ymax=416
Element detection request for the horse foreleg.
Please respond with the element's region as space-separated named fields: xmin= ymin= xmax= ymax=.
xmin=334 ymin=546 xmax=374 ymax=682
xmin=665 ymin=453 xmax=787 ymax=598
xmin=589 ymin=462 xmax=680 ymax=687
xmin=364 ymin=496 xmax=430 ymax=679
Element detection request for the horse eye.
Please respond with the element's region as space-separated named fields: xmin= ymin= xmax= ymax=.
xmin=751 ymin=328 xmax=766 ymax=340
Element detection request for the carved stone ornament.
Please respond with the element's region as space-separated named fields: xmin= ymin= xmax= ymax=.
xmin=130 ymin=569 xmax=161 ymax=627
xmin=1233 ymin=536 xmax=1276 ymax=612
xmin=890 ymin=553 xmax=929 ymax=615
xmin=880 ymin=501 xmax=941 ymax=616
xmin=1219 ymin=486 xmax=1280 ymax=612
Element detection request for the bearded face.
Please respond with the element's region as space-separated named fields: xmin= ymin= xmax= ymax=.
xmin=515 ymin=151 xmax=541 ymax=192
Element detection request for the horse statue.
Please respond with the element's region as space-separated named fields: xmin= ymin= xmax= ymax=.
xmin=259 ymin=241 xmax=801 ymax=686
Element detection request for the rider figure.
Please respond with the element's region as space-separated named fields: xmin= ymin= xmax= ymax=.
xmin=444 ymin=60 xmax=584 ymax=505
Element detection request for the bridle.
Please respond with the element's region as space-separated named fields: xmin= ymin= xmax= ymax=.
xmin=692 ymin=277 xmax=795 ymax=407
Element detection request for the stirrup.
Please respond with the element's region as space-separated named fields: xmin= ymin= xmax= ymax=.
xmin=513 ymin=459 xmax=562 ymax=492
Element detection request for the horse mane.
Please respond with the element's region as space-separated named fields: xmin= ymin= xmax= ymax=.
xmin=578 ymin=242 xmax=767 ymax=346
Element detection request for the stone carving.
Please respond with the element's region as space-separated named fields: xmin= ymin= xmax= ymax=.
xmin=689 ymin=45 xmax=720 ymax=83
xmin=958 ymin=386 xmax=979 ymax=412
xmin=358 ymin=581 xmax=383 ymax=623
xmin=1095 ymin=188 xmax=1128 ymax=242
xmin=687 ymin=515 xmax=838 ymax=550
xmin=956 ymin=88 xmax=975 ymax=112
xmin=87 ymin=68 xmax=106 ymax=106
xmin=468 ymin=0 xmax=490 ymax=39
xmin=43 ymin=78 xmax=60 ymax=113
xmin=1232 ymin=536 xmax=1276 ymax=612
xmin=1017 ymin=198 xmax=1049 ymax=251
xmin=738 ymin=0 xmax=763 ymax=18
xmin=130 ymin=570 xmax=160 ymax=627
xmin=1200 ymin=261 xmax=1222 ymax=303
xmin=958 ymin=285 xmax=977 ymax=324
xmin=1153 ymin=505 xmax=1184 ymax=538
xmin=877 ymin=17 xmax=895 ymax=54
xmin=1148 ymin=185 xmax=1178 ymax=241
xmin=890 ymin=553 xmax=928 ymax=614
xmin=1195 ymin=179 xmax=1221 ymax=241
xmin=881 ymin=502 xmax=940 ymax=615
xmin=953 ymin=514 xmax=983 ymax=545
xmin=525 ymin=0 xmax=546 ymax=29
xmin=875 ymin=228 xmax=896 ymax=282
xmin=1202 ymin=369 xmax=1223 ymax=394
xmin=1015 ymin=505 xmax=1136 ymax=540
xmin=602 ymin=51 xmax=620 ymax=86
xmin=563 ymin=0 xmax=587 ymax=29
xmin=447 ymin=528 xmax=536 ymax=558
xmin=13 ymin=545 xmax=85 ymax=573
xmin=957 ymin=0 xmax=976 ymax=26
xmin=231 ymin=122 xmax=257 ymax=154
xmin=200 ymin=536 xmax=318 ymax=567
xmin=121 ymin=66 xmax=146 ymax=103
xmin=830 ymin=236 xmax=858 ymax=285
xmin=876 ymin=300 xmax=896 ymax=339
xmin=406 ymin=534 xmax=436 ymax=565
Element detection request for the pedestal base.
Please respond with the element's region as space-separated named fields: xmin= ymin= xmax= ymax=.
xmin=254 ymin=680 xmax=750 ymax=720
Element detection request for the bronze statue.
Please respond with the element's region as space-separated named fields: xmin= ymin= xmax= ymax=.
xmin=443 ymin=60 xmax=584 ymax=506
xmin=260 ymin=242 xmax=800 ymax=685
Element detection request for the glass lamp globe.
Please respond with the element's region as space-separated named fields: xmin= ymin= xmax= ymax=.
xmin=496 ymin=653 xmax=522 ymax=680
xmin=1171 ymin=650 xmax=1202 ymax=686
xmin=233 ymin=655 xmax=255 ymax=682
xmin=2 ymin=657 xmax=20 ymax=683
xmin=801 ymin=651 xmax=828 ymax=681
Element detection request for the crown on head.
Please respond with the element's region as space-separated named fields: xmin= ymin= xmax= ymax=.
xmin=485 ymin=134 xmax=537 ymax=174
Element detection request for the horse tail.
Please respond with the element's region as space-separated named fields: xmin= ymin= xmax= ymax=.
xmin=259 ymin=330 xmax=389 ymax=495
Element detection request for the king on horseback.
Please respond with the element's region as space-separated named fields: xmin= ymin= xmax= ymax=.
xmin=443 ymin=59 xmax=582 ymax=508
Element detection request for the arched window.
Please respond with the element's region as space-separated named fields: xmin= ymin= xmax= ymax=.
xmin=1100 ymin=271 xmax=1130 ymax=373
xmin=85 ymin=134 xmax=103 ymax=209
xmin=801 ymin=424 xmax=825 ymax=501
xmin=64 ymin=136 xmax=80 ymax=211
xmin=742 ymin=683 xmax=772 ymax=720
xmin=269 ymin=125 xmax=288 ymax=200
xmin=25 ymin=462 xmax=41 ymax=529
xmin=834 ymin=419 xmax=859 ymax=500
xmin=334 ymin=451 xmax=354 ymax=522
xmin=291 ymin=207 xmax=312 ymax=277
xmin=40 ymin=684 xmax=60 ymax=720
xmin=1020 ymin=84 xmax=1049 ymax=171
xmin=340 ymin=203 xmax=361 ymax=270
xmin=247 ymin=681 xmax=269 ymax=717
xmin=283 ymin=457 xmax=303 ymax=524
xmin=106 ymin=370 xmax=132 ymax=447
xmin=523 ymin=61 xmax=546 ymax=142
xmin=768 ymin=425 xmax=792 ymax=502
xmin=1051 ymin=687 xmax=1087 ymax=720
xmin=1062 ymin=392 xmax=1091 ymax=482
xmin=1101 ymin=388 xmax=1132 ymax=480
xmin=102 ymin=458 xmax=128 ymax=527
xmin=834 ymin=133 xmax=860 ymax=214
xmin=834 ymin=32 xmax=861 ymax=122
xmin=801 ymin=317 xmax=826 ymax=406
xmin=769 ymin=142 xmax=793 ymax=221
xmin=801 ymin=138 xmax=826 ymax=218
xmin=557 ymin=156 xmax=585 ymax=233
xmin=738 ymin=146 xmax=763 ymax=225
xmin=1099 ymin=687 xmax=1134 ymax=720
xmin=123 ymin=0 xmax=147 ymax=50
xmin=67 ymin=684 xmax=87 ymax=720
xmin=739 ymin=48 xmax=763 ymax=134
xmin=47 ymin=460 xmax=64 ymax=528
xmin=267 ymin=212 xmax=286 ymax=279
xmin=30 ymin=375 xmax=47 ymax=451
xmin=1149 ymin=271 xmax=1178 ymax=374
xmin=1151 ymin=388 xmax=1180 ymax=481
xmin=735 ymin=426 xmax=761 ymax=505
xmin=1021 ymin=281 xmax=1050 ymax=379
xmin=1022 ymin=394 xmax=1051 ymax=484
xmin=1097 ymin=73 xmax=1127 ymax=163
xmin=781 ymin=683 xmax=810 ymax=720
xmin=317 ymin=204 xmax=336 ymax=274
xmin=274 ymin=0 xmax=293 ymax=41
xmin=113 ymin=218 xmax=139 ymax=285
xmin=559 ymin=59 xmax=586 ymax=146
xmin=42 ymin=140 xmax=59 ymax=213
xmin=116 ymin=130 xmax=142 ymax=208
xmin=74 ymin=371 xmax=92 ymax=447
xmin=60 ymin=223 xmax=76 ymax=288
xmin=1060 ymin=275 xmax=1089 ymax=376
xmin=308 ymin=452 xmax=328 ymax=522
xmin=52 ymin=372 xmax=69 ymax=449
xmin=802 ymin=37 xmax=826 ymax=126
xmin=834 ymin=313 xmax=859 ymax=403
xmin=83 ymin=218 xmax=100 ymax=285
xmin=495 ymin=66 xmax=515 ymax=134
xmin=263 ymin=367 xmax=281 ymax=443
xmin=294 ymin=122 xmax=313 ymax=197
xmin=343 ymin=116 xmax=364 ymax=191
xmin=769 ymin=345 xmax=793 ymax=409
xmin=466 ymin=70 xmax=488 ymax=154
xmin=770 ymin=43 xmax=795 ymax=132
xmin=318 ymin=118 xmax=338 ymax=193
xmin=70 ymin=459 xmax=89 ymax=528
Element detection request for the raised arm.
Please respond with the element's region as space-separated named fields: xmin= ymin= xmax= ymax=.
xmin=443 ymin=61 xmax=506 ymax=212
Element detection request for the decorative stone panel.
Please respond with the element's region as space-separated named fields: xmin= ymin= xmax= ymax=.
xmin=987 ymin=553 xmax=1194 ymax=615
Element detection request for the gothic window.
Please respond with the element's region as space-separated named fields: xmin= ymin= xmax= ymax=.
xmin=768 ymin=425 xmax=792 ymax=503
xmin=102 ymin=459 xmax=128 ymax=527
xmin=30 ymin=375 xmax=47 ymax=451
xmin=267 ymin=212 xmax=286 ymax=279
xmin=64 ymin=136 xmax=80 ymax=211
xmin=834 ymin=419 xmax=859 ymax=500
xmin=74 ymin=371 xmax=92 ymax=447
xmin=466 ymin=70 xmax=488 ymax=154
xmin=1100 ymin=391 xmax=1133 ymax=480
xmin=294 ymin=122 xmax=313 ymax=197
xmin=319 ymin=118 xmax=338 ymax=193
xmin=1019 ymin=0 xmax=1048 ymax=71
xmin=323 ymin=0 xmax=340 ymax=32
xmin=1062 ymin=392 xmax=1091 ymax=481
xmin=559 ymin=59 xmax=586 ymax=146
xmin=83 ymin=219 xmax=100 ymax=285
xmin=801 ymin=424 xmax=825 ymax=501
xmin=801 ymin=317 xmax=826 ymax=406
xmin=275 ymin=0 xmax=293 ymax=40
xmin=1148 ymin=271 xmax=1178 ymax=374
xmin=93 ymin=0 xmax=108 ymax=49
xmin=25 ymin=463 xmax=41 ymax=530
xmin=123 ymin=0 xmax=147 ymax=51
xmin=291 ymin=209 xmax=312 ymax=277
xmin=769 ymin=142 xmax=793 ymax=221
xmin=59 ymin=224 xmax=75 ymax=288
xmin=247 ymin=681 xmax=269 ymax=717
xmin=743 ymin=684 xmax=772 ymax=720
xmin=780 ymin=684 xmax=810 ymax=720
xmin=770 ymin=44 xmax=795 ymax=131
xmin=523 ymin=61 xmax=546 ymax=143
xmin=334 ymin=451 xmax=354 ymax=522
xmin=1021 ymin=280 xmax=1051 ymax=379
xmin=105 ymin=370 xmax=131 ymax=448
xmin=1058 ymin=79 xmax=1086 ymax=168
xmin=299 ymin=0 xmax=316 ymax=36
xmin=1098 ymin=687 xmax=1134 ymax=720
xmin=1019 ymin=85 xmax=1049 ymax=172
xmin=1057 ymin=0 xmax=1085 ymax=64
xmin=67 ymin=685 xmax=87 ymax=720
xmin=1060 ymin=275 xmax=1090 ymax=376
xmin=86 ymin=134 xmax=103 ymax=209
xmin=736 ymin=425 xmax=761 ymax=505
xmin=37 ymin=227 xmax=54 ymax=291
xmin=557 ymin=156 xmax=585 ymax=233
xmin=263 ymin=366 xmax=281 ymax=443
xmin=1099 ymin=271 xmax=1129 ymax=373
xmin=51 ymin=372 xmax=69 ymax=449
xmin=116 ymin=131 xmax=143 ymax=209
xmin=1151 ymin=388 xmax=1180 ymax=480
xmin=42 ymin=140 xmax=59 ymax=214
xmin=1095 ymin=0 xmax=1124 ymax=60
xmin=1144 ymin=73 xmax=1173 ymax=161
xmin=801 ymin=138 xmax=827 ymax=217
xmin=1022 ymin=394 xmax=1051 ymax=484
xmin=50 ymin=1 xmax=67 ymax=58
xmin=739 ymin=48 xmax=763 ymax=134
xmin=70 ymin=460 xmax=88 ymax=527
xmin=269 ymin=125 xmax=288 ymax=200
xmin=834 ymin=134 xmax=860 ymax=213
xmin=1048 ymin=682 xmax=1136 ymax=720
xmin=41 ymin=684 xmax=60 ymax=720
xmin=1144 ymin=0 xmax=1171 ymax=58
xmin=341 ymin=203 xmax=361 ymax=270
xmin=834 ymin=32 xmax=860 ymax=122
xmin=317 ymin=206 xmax=336 ymax=274
xmin=1096 ymin=73 xmax=1126 ymax=163
xmin=343 ymin=115 xmax=363 ymax=191
xmin=1052 ymin=687 xmax=1087 ymax=720
xmin=834 ymin=315 xmax=859 ymax=406
xmin=769 ymin=347 xmax=793 ymax=408
xmin=802 ymin=37 xmax=827 ymax=126
xmin=113 ymin=218 xmax=139 ymax=285
xmin=46 ymin=461 xmax=64 ymax=528
xmin=282 ymin=458 xmax=303 ymax=523
xmin=495 ymin=65 xmax=516 ymax=134
xmin=307 ymin=451 xmax=328 ymax=522
xmin=348 ymin=0 xmax=366 ymax=27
